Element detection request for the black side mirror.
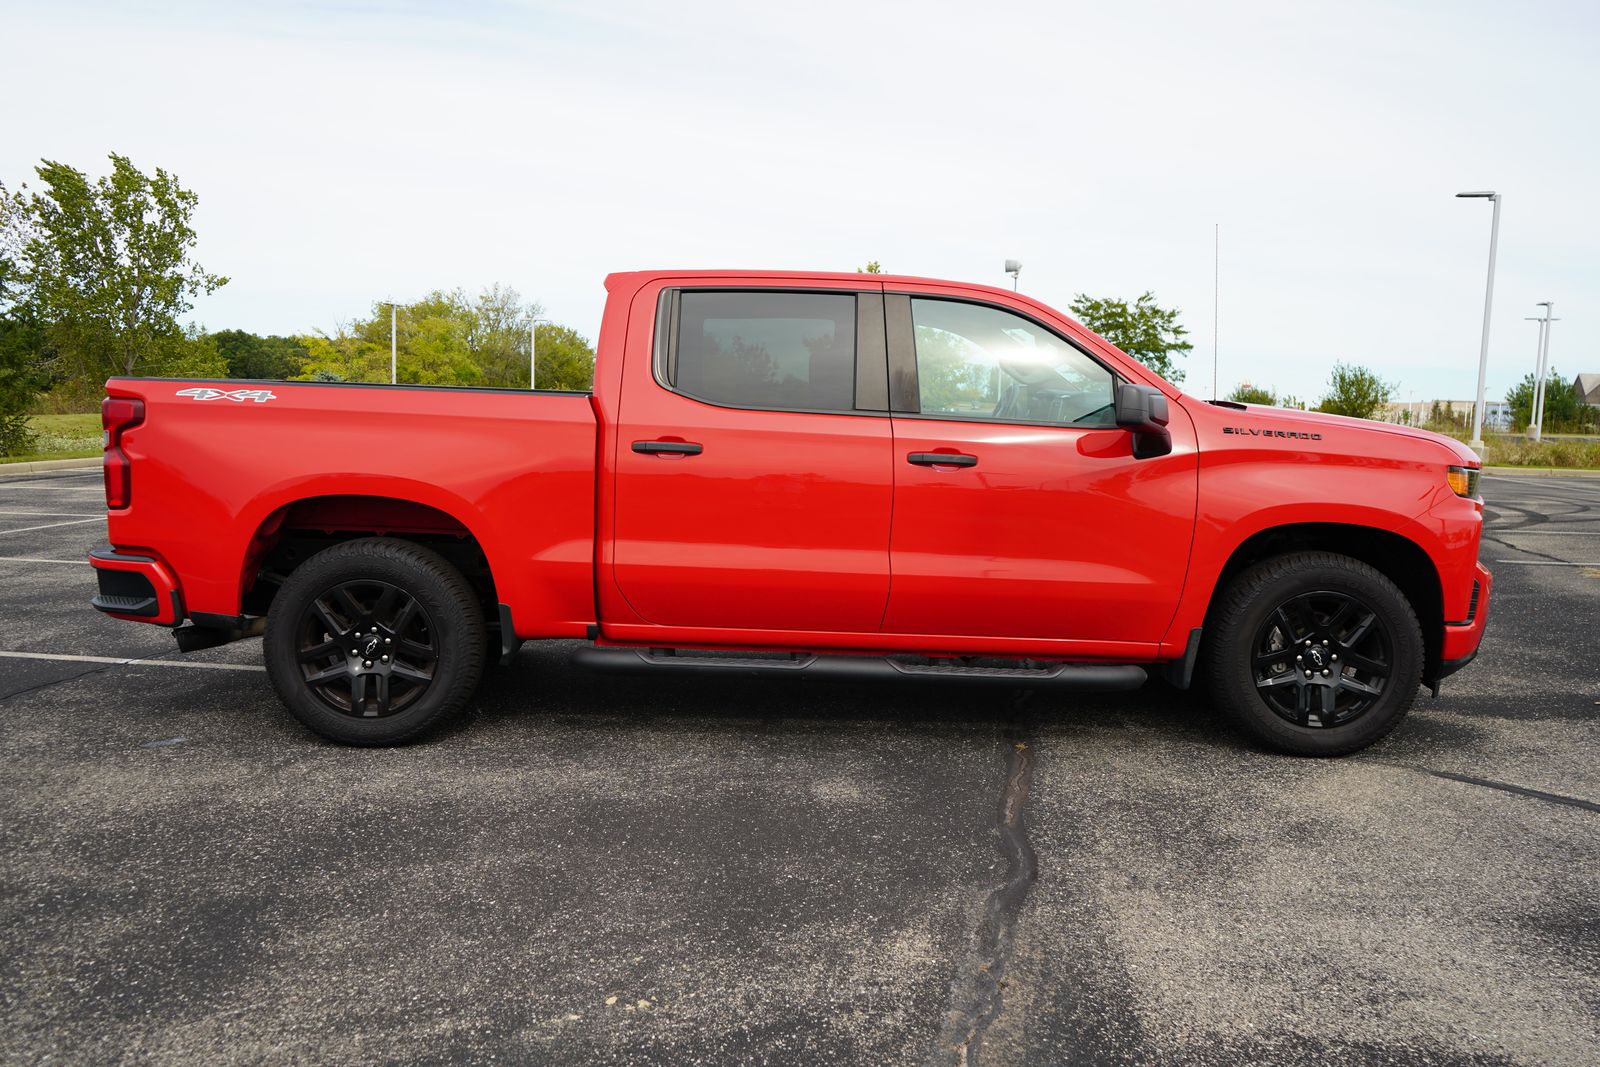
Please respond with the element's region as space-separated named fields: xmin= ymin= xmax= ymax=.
xmin=1115 ymin=383 xmax=1173 ymax=459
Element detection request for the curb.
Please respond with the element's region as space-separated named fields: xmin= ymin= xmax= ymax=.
xmin=1482 ymin=466 xmax=1600 ymax=478
xmin=0 ymin=457 xmax=102 ymax=478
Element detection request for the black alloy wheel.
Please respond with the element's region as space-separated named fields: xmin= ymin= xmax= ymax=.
xmin=296 ymin=580 xmax=437 ymax=719
xmin=1205 ymin=551 xmax=1423 ymax=757
xmin=263 ymin=537 xmax=486 ymax=745
xmin=1251 ymin=590 xmax=1393 ymax=729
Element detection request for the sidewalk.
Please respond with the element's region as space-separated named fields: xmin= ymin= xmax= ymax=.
xmin=0 ymin=457 xmax=101 ymax=478
xmin=1483 ymin=466 xmax=1600 ymax=478
xmin=1478 ymin=463 xmax=1600 ymax=476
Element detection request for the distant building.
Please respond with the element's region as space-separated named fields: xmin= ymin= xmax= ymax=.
xmin=1577 ymin=373 xmax=1600 ymax=407
xmin=1376 ymin=399 xmax=1508 ymax=431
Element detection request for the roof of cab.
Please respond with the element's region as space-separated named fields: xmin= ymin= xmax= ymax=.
xmin=603 ymin=268 xmax=1023 ymax=304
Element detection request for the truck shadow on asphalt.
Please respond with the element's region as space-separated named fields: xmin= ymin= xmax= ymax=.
xmin=458 ymin=640 xmax=1262 ymax=754
xmin=444 ymin=640 xmax=1519 ymax=763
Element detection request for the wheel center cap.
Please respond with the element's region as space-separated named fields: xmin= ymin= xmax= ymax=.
xmin=359 ymin=633 xmax=383 ymax=658
xmin=1305 ymin=646 xmax=1327 ymax=669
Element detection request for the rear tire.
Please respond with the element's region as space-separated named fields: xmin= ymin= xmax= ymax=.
xmin=263 ymin=538 xmax=486 ymax=745
xmin=1204 ymin=551 xmax=1423 ymax=757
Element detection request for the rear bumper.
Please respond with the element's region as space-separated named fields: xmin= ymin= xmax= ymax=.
xmin=1438 ymin=561 xmax=1492 ymax=679
xmin=88 ymin=545 xmax=184 ymax=626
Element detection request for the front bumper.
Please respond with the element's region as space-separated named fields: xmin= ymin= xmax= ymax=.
xmin=1438 ymin=560 xmax=1492 ymax=680
xmin=89 ymin=545 xmax=184 ymax=626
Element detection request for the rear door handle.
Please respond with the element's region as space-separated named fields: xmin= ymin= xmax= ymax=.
xmin=633 ymin=440 xmax=703 ymax=456
xmin=907 ymin=451 xmax=977 ymax=468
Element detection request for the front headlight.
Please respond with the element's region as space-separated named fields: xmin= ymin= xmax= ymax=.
xmin=1446 ymin=465 xmax=1481 ymax=499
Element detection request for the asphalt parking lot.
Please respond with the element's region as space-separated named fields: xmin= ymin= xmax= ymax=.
xmin=1 ymin=468 xmax=1597 ymax=1066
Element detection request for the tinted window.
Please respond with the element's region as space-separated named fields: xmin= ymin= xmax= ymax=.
xmin=910 ymin=299 xmax=1116 ymax=426
xmin=675 ymin=291 xmax=856 ymax=412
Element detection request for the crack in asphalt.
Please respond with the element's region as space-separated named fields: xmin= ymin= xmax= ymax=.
xmin=926 ymin=733 xmax=1038 ymax=1067
xmin=0 ymin=664 xmax=118 ymax=703
xmin=0 ymin=649 xmax=173 ymax=704
xmin=1482 ymin=530 xmax=1573 ymax=564
xmin=1402 ymin=765 xmax=1600 ymax=814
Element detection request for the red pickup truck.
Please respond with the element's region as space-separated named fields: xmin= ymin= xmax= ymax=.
xmin=91 ymin=270 xmax=1490 ymax=755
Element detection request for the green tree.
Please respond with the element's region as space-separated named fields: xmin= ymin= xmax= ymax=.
xmin=1507 ymin=369 xmax=1597 ymax=433
xmin=295 ymin=286 xmax=593 ymax=390
xmin=19 ymin=155 xmax=227 ymax=393
xmin=1227 ymin=382 xmax=1276 ymax=405
xmin=298 ymin=293 xmax=480 ymax=386
xmin=857 ymin=261 xmax=883 ymax=274
xmin=0 ymin=181 xmax=41 ymax=454
xmin=211 ymin=329 xmax=308 ymax=380
xmin=377 ymin=290 xmax=482 ymax=386
xmin=1069 ymin=291 xmax=1191 ymax=383
xmin=532 ymin=323 xmax=596 ymax=390
xmin=1316 ymin=363 xmax=1395 ymax=420
xmin=296 ymin=328 xmax=388 ymax=384
xmin=1503 ymin=377 xmax=1533 ymax=430
xmin=469 ymin=283 xmax=540 ymax=386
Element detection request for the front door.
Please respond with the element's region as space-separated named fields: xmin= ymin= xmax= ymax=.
xmin=611 ymin=285 xmax=895 ymax=633
xmin=883 ymin=293 xmax=1197 ymax=646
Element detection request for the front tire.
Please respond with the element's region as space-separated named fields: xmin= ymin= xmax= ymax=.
xmin=263 ymin=538 xmax=487 ymax=745
xmin=1205 ymin=552 xmax=1423 ymax=757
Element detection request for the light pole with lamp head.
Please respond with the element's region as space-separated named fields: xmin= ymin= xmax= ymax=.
xmin=1524 ymin=305 xmax=1546 ymax=440
xmin=1521 ymin=311 xmax=1545 ymax=439
xmin=1004 ymin=259 xmax=1022 ymax=291
xmin=1456 ymin=191 xmax=1501 ymax=456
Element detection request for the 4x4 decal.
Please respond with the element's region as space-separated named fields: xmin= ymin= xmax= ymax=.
xmin=176 ymin=387 xmax=277 ymax=403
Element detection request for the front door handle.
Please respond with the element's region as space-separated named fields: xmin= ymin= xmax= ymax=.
xmin=907 ymin=451 xmax=978 ymax=468
xmin=633 ymin=440 xmax=703 ymax=456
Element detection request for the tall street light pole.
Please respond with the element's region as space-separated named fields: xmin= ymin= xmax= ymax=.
xmin=1523 ymin=309 xmax=1548 ymax=440
xmin=1456 ymin=191 xmax=1501 ymax=456
xmin=1532 ymin=301 xmax=1557 ymax=440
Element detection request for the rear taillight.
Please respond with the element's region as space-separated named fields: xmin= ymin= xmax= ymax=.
xmin=102 ymin=396 xmax=145 ymax=509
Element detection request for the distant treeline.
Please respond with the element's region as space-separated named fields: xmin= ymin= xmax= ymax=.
xmin=192 ymin=285 xmax=594 ymax=393
xmin=1 ymin=154 xmax=592 ymax=453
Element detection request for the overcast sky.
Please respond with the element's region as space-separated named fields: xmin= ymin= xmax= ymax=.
xmin=4 ymin=0 xmax=1596 ymax=403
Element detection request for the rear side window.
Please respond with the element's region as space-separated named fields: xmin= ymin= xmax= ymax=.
xmin=674 ymin=291 xmax=856 ymax=412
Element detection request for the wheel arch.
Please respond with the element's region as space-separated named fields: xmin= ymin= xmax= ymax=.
xmin=1204 ymin=522 xmax=1444 ymax=683
xmin=237 ymin=490 xmax=500 ymax=622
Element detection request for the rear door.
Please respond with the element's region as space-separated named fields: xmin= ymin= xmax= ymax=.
xmin=610 ymin=282 xmax=895 ymax=633
xmin=882 ymin=290 xmax=1197 ymax=648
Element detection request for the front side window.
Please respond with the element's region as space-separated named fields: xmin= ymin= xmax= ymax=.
xmin=674 ymin=291 xmax=856 ymax=412
xmin=910 ymin=298 xmax=1116 ymax=426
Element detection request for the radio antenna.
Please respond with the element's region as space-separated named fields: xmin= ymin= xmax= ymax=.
xmin=1212 ymin=223 xmax=1219 ymax=400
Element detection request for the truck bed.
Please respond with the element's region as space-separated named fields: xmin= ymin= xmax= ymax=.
xmin=102 ymin=378 xmax=599 ymax=638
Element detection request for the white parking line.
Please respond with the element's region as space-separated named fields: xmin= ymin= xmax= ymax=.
xmin=0 ymin=557 xmax=90 ymax=565
xmin=0 ymin=650 xmax=265 ymax=672
xmin=0 ymin=510 xmax=103 ymax=518
xmin=1491 ymin=560 xmax=1600 ymax=566
xmin=0 ymin=518 xmax=104 ymax=535
xmin=0 ymin=485 xmax=106 ymax=492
